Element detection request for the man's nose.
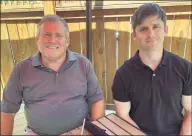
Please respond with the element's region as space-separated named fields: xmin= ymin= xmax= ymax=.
xmin=148 ymin=28 xmax=155 ymax=37
xmin=48 ymin=36 xmax=56 ymax=43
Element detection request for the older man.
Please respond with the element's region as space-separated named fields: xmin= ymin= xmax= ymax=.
xmin=1 ymin=15 xmax=105 ymax=135
xmin=112 ymin=3 xmax=192 ymax=136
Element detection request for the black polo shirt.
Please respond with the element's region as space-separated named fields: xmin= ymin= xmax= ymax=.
xmin=112 ymin=49 xmax=192 ymax=135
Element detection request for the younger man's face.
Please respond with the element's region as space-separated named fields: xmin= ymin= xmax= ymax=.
xmin=132 ymin=15 xmax=168 ymax=51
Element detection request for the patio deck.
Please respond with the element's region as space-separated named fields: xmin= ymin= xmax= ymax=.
xmin=13 ymin=104 xmax=26 ymax=135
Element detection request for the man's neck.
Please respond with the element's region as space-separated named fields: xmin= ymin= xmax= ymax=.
xmin=139 ymin=49 xmax=163 ymax=71
xmin=41 ymin=55 xmax=67 ymax=72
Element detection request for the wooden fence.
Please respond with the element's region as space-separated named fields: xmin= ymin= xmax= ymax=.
xmin=1 ymin=1 xmax=192 ymax=105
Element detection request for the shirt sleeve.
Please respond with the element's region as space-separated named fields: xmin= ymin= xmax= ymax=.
xmin=112 ymin=70 xmax=130 ymax=102
xmin=86 ymin=60 xmax=104 ymax=104
xmin=182 ymin=63 xmax=192 ymax=95
xmin=1 ymin=64 xmax=23 ymax=113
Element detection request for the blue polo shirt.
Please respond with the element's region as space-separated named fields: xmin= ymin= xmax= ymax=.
xmin=2 ymin=49 xmax=104 ymax=135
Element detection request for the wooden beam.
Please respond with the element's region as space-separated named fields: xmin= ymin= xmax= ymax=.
xmin=56 ymin=1 xmax=192 ymax=11
xmin=1 ymin=8 xmax=43 ymax=13
xmin=1 ymin=4 xmax=191 ymax=21
xmin=57 ymin=5 xmax=192 ymax=18
xmin=43 ymin=1 xmax=56 ymax=15
xmin=1 ymin=12 xmax=44 ymax=21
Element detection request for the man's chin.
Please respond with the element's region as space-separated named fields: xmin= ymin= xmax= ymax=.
xmin=141 ymin=46 xmax=160 ymax=52
xmin=43 ymin=55 xmax=60 ymax=61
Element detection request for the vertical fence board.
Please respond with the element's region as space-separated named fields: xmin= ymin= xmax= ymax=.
xmin=17 ymin=20 xmax=34 ymax=58
xmin=105 ymin=20 xmax=117 ymax=104
xmin=171 ymin=16 xmax=189 ymax=57
xmin=131 ymin=37 xmax=138 ymax=57
xmin=184 ymin=15 xmax=191 ymax=62
xmin=118 ymin=19 xmax=130 ymax=67
xmin=164 ymin=15 xmax=175 ymax=51
xmin=1 ymin=21 xmax=14 ymax=88
xmin=43 ymin=1 xmax=56 ymax=15
xmin=68 ymin=22 xmax=81 ymax=54
xmin=79 ymin=22 xmax=87 ymax=56
xmin=92 ymin=19 xmax=106 ymax=100
xmin=26 ymin=20 xmax=38 ymax=54
xmin=7 ymin=21 xmax=23 ymax=64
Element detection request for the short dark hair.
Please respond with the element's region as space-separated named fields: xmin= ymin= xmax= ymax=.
xmin=37 ymin=14 xmax=69 ymax=38
xmin=131 ymin=3 xmax=167 ymax=31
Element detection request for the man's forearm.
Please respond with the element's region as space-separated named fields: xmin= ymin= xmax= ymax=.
xmin=180 ymin=111 xmax=192 ymax=135
xmin=120 ymin=114 xmax=139 ymax=128
xmin=1 ymin=112 xmax=15 ymax=135
xmin=91 ymin=100 xmax=105 ymax=120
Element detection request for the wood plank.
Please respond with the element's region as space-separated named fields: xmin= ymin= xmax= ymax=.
xmin=26 ymin=20 xmax=38 ymax=55
xmin=13 ymin=130 xmax=25 ymax=135
xmin=14 ymin=117 xmax=27 ymax=127
xmin=184 ymin=15 xmax=191 ymax=62
xmin=2 ymin=5 xmax=190 ymax=21
xmin=17 ymin=20 xmax=34 ymax=59
xmin=107 ymin=114 xmax=146 ymax=135
xmin=118 ymin=18 xmax=131 ymax=66
xmin=105 ymin=20 xmax=117 ymax=104
xmin=1 ymin=21 xmax=14 ymax=88
xmin=92 ymin=120 xmax=115 ymax=135
xmin=131 ymin=32 xmax=138 ymax=57
xmin=92 ymin=19 xmax=107 ymax=100
xmin=56 ymin=1 xmax=192 ymax=11
xmin=164 ymin=15 xmax=176 ymax=51
xmin=98 ymin=117 xmax=131 ymax=135
xmin=79 ymin=22 xmax=86 ymax=56
xmin=57 ymin=5 xmax=191 ymax=19
xmin=68 ymin=22 xmax=81 ymax=54
xmin=171 ymin=15 xmax=190 ymax=57
xmin=6 ymin=21 xmax=26 ymax=64
xmin=13 ymin=105 xmax=26 ymax=135
xmin=13 ymin=122 xmax=26 ymax=134
xmin=43 ymin=1 xmax=56 ymax=15
xmin=1 ymin=11 xmax=44 ymax=21
xmin=15 ymin=112 xmax=26 ymax=121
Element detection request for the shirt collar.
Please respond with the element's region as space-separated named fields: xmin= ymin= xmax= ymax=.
xmin=66 ymin=48 xmax=77 ymax=62
xmin=32 ymin=48 xmax=77 ymax=67
xmin=161 ymin=49 xmax=169 ymax=66
xmin=133 ymin=49 xmax=169 ymax=69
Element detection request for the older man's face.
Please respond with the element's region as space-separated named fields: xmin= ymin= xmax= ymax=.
xmin=36 ymin=21 xmax=69 ymax=62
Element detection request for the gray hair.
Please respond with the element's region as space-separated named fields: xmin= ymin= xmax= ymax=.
xmin=36 ymin=14 xmax=70 ymax=38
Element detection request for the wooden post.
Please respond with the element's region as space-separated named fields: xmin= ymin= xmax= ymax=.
xmin=86 ymin=0 xmax=92 ymax=61
xmin=43 ymin=1 xmax=56 ymax=15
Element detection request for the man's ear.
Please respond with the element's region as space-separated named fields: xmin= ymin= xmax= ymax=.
xmin=66 ymin=37 xmax=70 ymax=47
xmin=165 ymin=25 xmax=168 ymax=35
xmin=35 ymin=36 xmax=39 ymax=49
xmin=35 ymin=36 xmax=39 ymax=42
xmin=132 ymin=32 xmax=136 ymax=40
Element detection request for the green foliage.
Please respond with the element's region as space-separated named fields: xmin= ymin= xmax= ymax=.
xmin=0 ymin=0 xmax=36 ymax=5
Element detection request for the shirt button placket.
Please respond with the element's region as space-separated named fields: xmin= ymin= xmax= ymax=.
xmin=55 ymin=73 xmax=59 ymax=84
xmin=152 ymin=73 xmax=156 ymax=81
